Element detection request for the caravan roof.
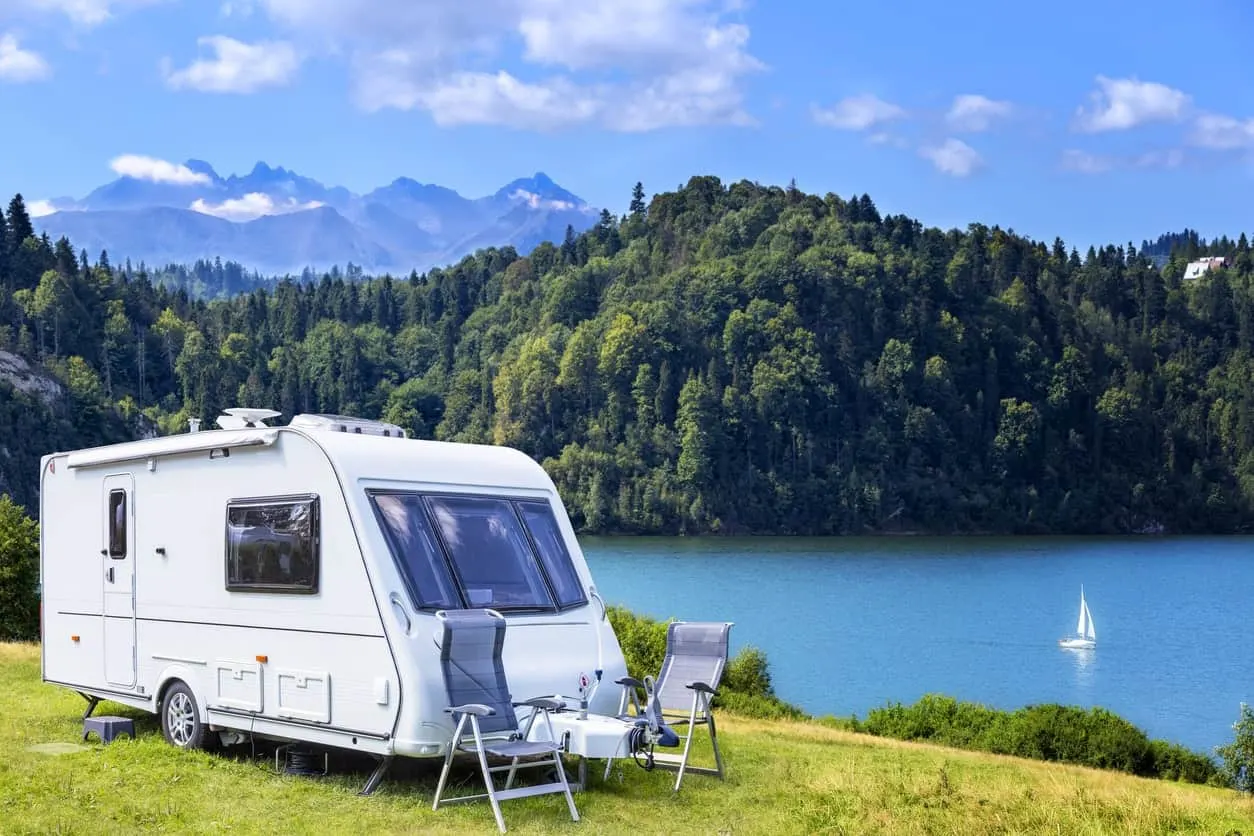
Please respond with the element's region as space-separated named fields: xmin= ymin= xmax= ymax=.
xmin=51 ymin=412 xmax=555 ymax=495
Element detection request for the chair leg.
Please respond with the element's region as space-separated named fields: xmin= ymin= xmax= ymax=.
xmin=553 ymin=750 xmax=580 ymax=823
xmin=468 ymin=718 xmax=508 ymax=835
xmin=432 ymin=715 xmax=468 ymax=812
xmin=674 ymin=693 xmax=702 ymax=792
xmin=707 ymin=705 xmax=725 ymax=780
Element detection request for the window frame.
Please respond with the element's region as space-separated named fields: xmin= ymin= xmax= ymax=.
xmin=366 ymin=489 xmax=588 ymax=615
xmin=224 ymin=493 xmax=321 ymax=595
xmin=107 ymin=489 xmax=127 ymax=559
xmin=366 ymin=490 xmax=462 ymax=611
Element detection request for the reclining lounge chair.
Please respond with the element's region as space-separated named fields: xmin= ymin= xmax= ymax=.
xmin=431 ymin=608 xmax=580 ymax=834
xmin=604 ymin=620 xmax=733 ymax=791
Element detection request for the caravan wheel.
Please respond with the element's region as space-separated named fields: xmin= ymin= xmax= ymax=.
xmin=160 ymin=681 xmax=211 ymax=750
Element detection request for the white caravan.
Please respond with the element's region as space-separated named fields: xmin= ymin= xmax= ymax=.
xmin=39 ymin=408 xmax=629 ymax=792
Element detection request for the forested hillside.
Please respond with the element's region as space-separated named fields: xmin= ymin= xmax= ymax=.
xmin=2 ymin=179 xmax=1253 ymax=535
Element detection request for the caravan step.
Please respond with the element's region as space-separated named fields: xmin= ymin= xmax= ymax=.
xmin=83 ymin=715 xmax=135 ymax=744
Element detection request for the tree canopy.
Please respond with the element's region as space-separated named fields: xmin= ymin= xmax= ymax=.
xmin=1 ymin=178 xmax=1253 ymax=535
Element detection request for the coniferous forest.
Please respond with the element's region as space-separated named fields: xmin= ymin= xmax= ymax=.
xmin=2 ymin=177 xmax=1254 ymax=536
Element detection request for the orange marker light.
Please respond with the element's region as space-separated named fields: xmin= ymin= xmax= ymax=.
xmin=71 ymin=635 xmax=79 ymax=642
xmin=255 ymin=655 xmax=268 ymax=663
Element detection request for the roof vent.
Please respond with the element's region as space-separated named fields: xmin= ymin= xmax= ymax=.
xmin=216 ymin=407 xmax=282 ymax=430
xmin=289 ymin=413 xmax=408 ymax=438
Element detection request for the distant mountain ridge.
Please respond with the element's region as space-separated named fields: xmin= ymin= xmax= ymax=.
xmin=32 ymin=161 xmax=599 ymax=275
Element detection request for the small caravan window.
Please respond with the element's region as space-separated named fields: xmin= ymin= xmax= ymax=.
xmin=517 ymin=500 xmax=586 ymax=608
xmin=426 ymin=495 xmax=555 ymax=611
xmin=225 ymin=496 xmax=319 ymax=594
xmin=107 ymin=490 xmax=127 ymax=558
xmin=368 ymin=493 xmax=460 ymax=609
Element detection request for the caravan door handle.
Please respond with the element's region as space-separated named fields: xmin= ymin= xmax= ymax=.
xmin=389 ymin=594 xmax=412 ymax=635
xmin=105 ymin=567 xmax=115 ymax=583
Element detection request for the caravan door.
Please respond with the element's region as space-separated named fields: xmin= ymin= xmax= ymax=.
xmin=101 ymin=473 xmax=136 ymax=688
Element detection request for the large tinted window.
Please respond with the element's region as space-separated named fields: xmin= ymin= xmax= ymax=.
xmin=517 ymin=500 xmax=586 ymax=608
xmin=225 ymin=497 xmax=319 ymax=593
xmin=426 ymin=495 xmax=555 ymax=610
xmin=369 ymin=492 xmax=460 ymax=609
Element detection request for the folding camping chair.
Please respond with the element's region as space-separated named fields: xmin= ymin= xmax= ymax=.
xmin=430 ymin=609 xmax=580 ymax=834
xmin=604 ymin=620 xmax=733 ymax=791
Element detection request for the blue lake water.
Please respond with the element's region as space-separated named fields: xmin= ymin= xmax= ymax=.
xmin=581 ymin=535 xmax=1254 ymax=754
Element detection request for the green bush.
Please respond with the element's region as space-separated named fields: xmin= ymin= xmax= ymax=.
xmin=0 ymin=493 xmax=40 ymax=642
xmin=855 ymin=694 xmax=1218 ymax=785
xmin=605 ymin=604 xmax=804 ymax=719
xmin=1215 ymin=702 xmax=1254 ymax=791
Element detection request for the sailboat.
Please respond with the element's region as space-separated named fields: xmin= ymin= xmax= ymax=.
xmin=1058 ymin=585 xmax=1097 ymax=649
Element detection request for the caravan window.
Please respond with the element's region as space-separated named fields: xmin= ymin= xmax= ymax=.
xmin=425 ymin=496 xmax=555 ymax=610
xmin=368 ymin=493 xmax=460 ymax=609
xmin=107 ymin=490 xmax=127 ymax=558
xmin=366 ymin=490 xmax=589 ymax=613
xmin=517 ymin=500 xmax=586 ymax=608
xmin=225 ymin=496 xmax=320 ymax=594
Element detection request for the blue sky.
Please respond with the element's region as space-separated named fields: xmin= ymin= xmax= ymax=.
xmin=1 ymin=0 xmax=1252 ymax=250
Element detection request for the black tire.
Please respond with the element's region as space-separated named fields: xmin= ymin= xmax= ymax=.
xmin=160 ymin=681 xmax=212 ymax=751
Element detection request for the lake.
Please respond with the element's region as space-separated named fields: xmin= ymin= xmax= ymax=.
xmin=581 ymin=534 xmax=1253 ymax=755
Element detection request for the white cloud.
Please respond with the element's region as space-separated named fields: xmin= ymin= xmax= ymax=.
xmin=219 ymin=0 xmax=253 ymax=16
xmin=190 ymin=192 xmax=323 ymax=222
xmin=1059 ymin=149 xmax=1113 ymax=174
xmin=811 ymin=94 xmax=905 ymax=131
xmin=1058 ymin=147 xmax=1184 ymax=174
xmin=110 ymin=154 xmax=211 ymax=185
xmin=1134 ymin=148 xmax=1185 ymax=169
xmin=253 ymin=0 xmax=763 ymax=131
xmin=1073 ymin=75 xmax=1190 ymax=132
xmin=26 ymin=199 xmax=58 ymax=217
xmin=509 ymin=188 xmax=584 ymax=211
xmin=867 ymin=132 xmax=908 ymax=149
xmin=8 ymin=0 xmax=163 ymax=27
xmin=164 ymin=35 xmax=300 ymax=94
xmin=920 ymin=138 xmax=982 ymax=177
xmin=946 ymin=94 xmax=1012 ymax=132
xmin=0 ymin=33 xmax=50 ymax=82
xmin=1188 ymin=113 xmax=1254 ymax=150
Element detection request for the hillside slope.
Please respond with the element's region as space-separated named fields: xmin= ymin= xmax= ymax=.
xmin=1 ymin=643 xmax=1250 ymax=835
xmin=5 ymin=178 xmax=1254 ymax=534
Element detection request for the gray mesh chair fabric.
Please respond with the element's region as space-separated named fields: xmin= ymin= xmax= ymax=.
xmin=430 ymin=609 xmax=579 ymax=834
xmin=605 ymin=620 xmax=733 ymax=791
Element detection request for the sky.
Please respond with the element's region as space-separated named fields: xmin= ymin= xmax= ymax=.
xmin=0 ymin=0 xmax=1252 ymax=251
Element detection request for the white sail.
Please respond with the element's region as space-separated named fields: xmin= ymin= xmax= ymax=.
xmin=1060 ymin=585 xmax=1097 ymax=649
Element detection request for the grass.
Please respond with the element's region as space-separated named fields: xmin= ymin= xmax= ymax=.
xmin=2 ymin=642 xmax=1253 ymax=835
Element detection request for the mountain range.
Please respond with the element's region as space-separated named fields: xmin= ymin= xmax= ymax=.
xmin=31 ymin=161 xmax=600 ymax=275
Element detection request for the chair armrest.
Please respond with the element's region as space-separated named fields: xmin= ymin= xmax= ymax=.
xmin=513 ymin=697 xmax=566 ymax=711
xmin=615 ymin=676 xmax=645 ymax=689
xmin=445 ymin=703 xmax=495 ymax=717
xmin=686 ymin=681 xmax=717 ymax=696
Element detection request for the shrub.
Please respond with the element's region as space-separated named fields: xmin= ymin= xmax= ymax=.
xmin=0 ymin=493 xmax=40 ymax=641
xmin=856 ymin=694 xmax=1217 ymax=785
xmin=605 ymin=604 xmax=804 ymax=719
xmin=1216 ymin=702 xmax=1254 ymax=791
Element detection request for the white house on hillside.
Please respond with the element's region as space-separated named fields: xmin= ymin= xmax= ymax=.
xmin=1183 ymin=256 xmax=1227 ymax=280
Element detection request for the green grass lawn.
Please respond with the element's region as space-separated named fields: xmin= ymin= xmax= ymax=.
xmin=3 ymin=641 xmax=1253 ymax=835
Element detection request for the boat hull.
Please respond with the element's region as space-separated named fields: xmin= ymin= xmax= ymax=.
xmin=1058 ymin=637 xmax=1096 ymax=649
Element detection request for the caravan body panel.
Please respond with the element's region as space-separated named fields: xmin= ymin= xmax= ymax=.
xmin=40 ymin=416 xmax=629 ymax=760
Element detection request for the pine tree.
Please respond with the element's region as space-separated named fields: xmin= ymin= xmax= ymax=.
xmin=629 ymin=182 xmax=646 ymax=217
xmin=6 ymin=194 xmax=33 ymax=253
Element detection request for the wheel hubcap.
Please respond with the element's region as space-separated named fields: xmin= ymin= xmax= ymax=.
xmin=167 ymin=692 xmax=196 ymax=746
